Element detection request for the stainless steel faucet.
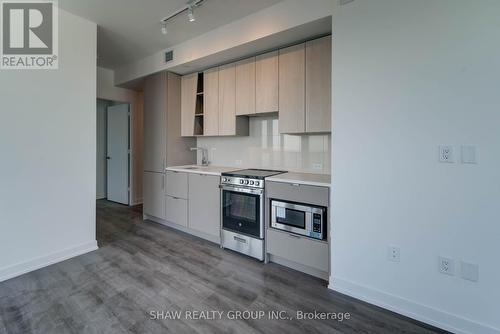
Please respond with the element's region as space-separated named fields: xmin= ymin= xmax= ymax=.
xmin=190 ymin=147 xmax=209 ymax=166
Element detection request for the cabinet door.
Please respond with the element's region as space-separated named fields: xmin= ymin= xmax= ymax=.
xmin=204 ymin=67 xmax=219 ymax=136
xmin=181 ymin=73 xmax=198 ymax=137
xmin=279 ymin=43 xmax=306 ymax=134
xmin=165 ymin=171 xmax=188 ymax=199
xmin=143 ymin=171 xmax=165 ymax=219
xmin=165 ymin=195 xmax=188 ymax=227
xmin=188 ymin=173 xmax=220 ymax=238
xmin=255 ymin=51 xmax=279 ymax=114
xmin=235 ymin=57 xmax=255 ymax=116
xmin=143 ymin=73 xmax=166 ymax=172
xmin=218 ymin=63 xmax=236 ymax=136
xmin=306 ymin=36 xmax=332 ymax=133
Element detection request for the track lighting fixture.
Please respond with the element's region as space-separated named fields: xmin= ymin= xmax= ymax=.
xmin=160 ymin=0 xmax=204 ymax=35
xmin=187 ymin=6 xmax=195 ymax=22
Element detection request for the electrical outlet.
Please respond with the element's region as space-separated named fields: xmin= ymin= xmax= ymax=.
xmin=439 ymin=256 xmax=454 ymax=275
xmin=235 ymin=160 xmax=243 ymax=166
xmin=312 ymin=163 xmax=323 ymax=170
xmin=387 ymin=245 xmax=400 ymax=262
xmin=439 ymin=146 xmax=454 ymax=163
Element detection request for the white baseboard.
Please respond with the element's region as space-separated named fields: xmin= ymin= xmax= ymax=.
xmin=0 ymin=240 xmax=99 ymax=282
xmin=131 ymin=197 xmax=143 ymax=206
xmin=144 ymin=214 xmax=220 ymax=244
xmin=329 ymin=277 xmax=499 ymax=334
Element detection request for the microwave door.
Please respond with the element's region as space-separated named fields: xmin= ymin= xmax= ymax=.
xmin=272 ymin=203 xmax=308 ymax=237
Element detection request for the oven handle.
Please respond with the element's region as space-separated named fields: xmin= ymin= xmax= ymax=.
xmin=219 ymin=185 xmax=263 ymax=195
xmin=233 ymin=236 xmax=248 ymax=244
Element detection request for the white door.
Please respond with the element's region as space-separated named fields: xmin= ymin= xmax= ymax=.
xmin=107 ymin=104 xmax=129 ymax=204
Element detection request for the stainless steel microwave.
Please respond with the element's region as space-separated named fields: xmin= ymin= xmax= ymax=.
xmin=270 ymin=200 xmax=327 ymax=240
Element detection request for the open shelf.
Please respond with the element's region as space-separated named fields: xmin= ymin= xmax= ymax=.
xmin=194 ymin=115 xmax=204 ymax=136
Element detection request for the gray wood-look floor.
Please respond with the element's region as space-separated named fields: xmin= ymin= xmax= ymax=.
xmin=0 ymin=200 xmax=448 ymax=334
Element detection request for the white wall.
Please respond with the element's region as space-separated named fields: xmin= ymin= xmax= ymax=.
xmin=97 ymin=67 xmax=143 ymax=205
xmin=197 ymin=116 xmax=330 ymax=174
xmin=330 ymin=1 xmax=500 ymax=333
xmin=0 ymin=10 xmax=97 ymax=281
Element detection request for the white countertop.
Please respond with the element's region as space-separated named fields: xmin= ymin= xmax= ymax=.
xmin=166 ymin=165 xmax=237 ymax=176
xmin=266 ymin=172 xmax=331 ymax=188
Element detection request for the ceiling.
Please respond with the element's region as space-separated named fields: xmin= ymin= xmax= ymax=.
xmin=59 ymin=0 xmax=283 ymax=69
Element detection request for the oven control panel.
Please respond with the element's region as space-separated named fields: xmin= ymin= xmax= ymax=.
xmin=221 ymin=177 xmax=264 ymax=188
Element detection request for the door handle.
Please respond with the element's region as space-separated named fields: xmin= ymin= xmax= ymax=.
xmin=106 ymin=156 xmax=111 ymax=160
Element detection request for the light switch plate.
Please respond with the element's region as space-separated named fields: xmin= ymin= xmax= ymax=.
xmin=439 ymin=146 xmax=454 ymax=163
xmin=461 ymin=145 xmax=477 ymax=164
xmin=460 ymin=261 xmax=479 ymax=282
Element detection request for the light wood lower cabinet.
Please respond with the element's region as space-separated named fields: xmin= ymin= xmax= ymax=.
xmin=188 ymin=173 xmax=220 ymax=238
xmin=143 ymin=172 xmax=165 ymax=219
xmin=267 ymin=228 xmax=328 ymax=272
xmin=165 ymin=195 xmax=188 ymax=227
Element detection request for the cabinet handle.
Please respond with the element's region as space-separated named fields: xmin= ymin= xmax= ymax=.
xmin=162 ymin=175 xmax=165 ymax=190
xmin=291 ymin=183 xmax=300 ymax=187
xmin=288 ymin=233 xmax=301 ymax=239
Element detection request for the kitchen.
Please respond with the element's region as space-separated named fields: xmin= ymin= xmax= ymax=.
xmin=142 ymin=35 xmax=332 ymax=281
xmin=1 ymin=0 xmax=495 ymax=333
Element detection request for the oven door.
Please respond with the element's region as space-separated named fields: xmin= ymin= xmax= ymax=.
xmin=221 ymin=185 xmax=263 ymax=239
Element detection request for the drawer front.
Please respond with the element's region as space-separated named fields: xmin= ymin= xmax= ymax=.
xmin=165 ymin=171 xmax=188 ymax=199
xmin=266 ymin=228 xmax=328 ymax=272
xmin=165 ymin=195 xmax=188 ymax=227
xmin=265 ymin=181 xmax=329 ymax=207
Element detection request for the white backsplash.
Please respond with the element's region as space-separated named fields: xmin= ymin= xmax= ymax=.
xmin=196 ymin=116 xmax=331 ymax=175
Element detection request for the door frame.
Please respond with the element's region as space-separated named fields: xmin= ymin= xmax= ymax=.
xmin=97 ymin=99 xmax=137 ymax=206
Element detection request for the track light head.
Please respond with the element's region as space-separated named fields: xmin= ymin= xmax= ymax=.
xmin=187 ymin=7 xmax=195 ymax=22
xmin=161 ymin=22 xmax=167 ymax=35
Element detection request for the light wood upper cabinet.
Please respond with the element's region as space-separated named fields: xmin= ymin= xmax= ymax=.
xmin=235 ymin=57 xmax=255 ymax=116
xmin=278 ymin=43 xmax=306 ymax=134
xmin=306 ymin=35 xmax=332 ymax=133
xmin=218 ymin=63 xmax=236 ymax=136
xmin=181 ymin=73 xmax=197 ymax=137
xmin=204 ymin=67 xmax=219 ymax=136
xmin=255 ymin=51 xmax=279 ymax=114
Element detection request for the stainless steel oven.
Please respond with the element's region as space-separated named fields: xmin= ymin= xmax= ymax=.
xmin=271 ymin=200 xmax=327 ymax=240
xmin=220 ymin=169 xmax=287 ymax=261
